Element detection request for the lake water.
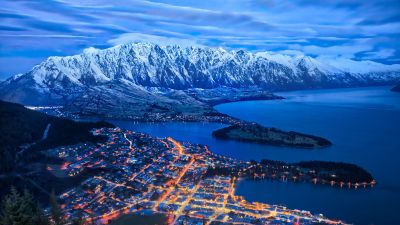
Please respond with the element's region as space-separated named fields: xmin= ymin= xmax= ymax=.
xmin=111 ymin=86 xmax=400 ymax=225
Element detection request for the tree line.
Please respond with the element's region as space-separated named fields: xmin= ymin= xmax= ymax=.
xmin=0 ymin=187 xmax=86 ymax=225
xmin=0 ymin=100 xmax=113 ymax=173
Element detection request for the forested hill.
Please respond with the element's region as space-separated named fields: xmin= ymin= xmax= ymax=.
xmin=0 ymin=100 xmax=113 ymax=173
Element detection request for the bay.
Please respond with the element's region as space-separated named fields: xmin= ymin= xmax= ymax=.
xmin=111 ymin=86 xmax=400 ymax=225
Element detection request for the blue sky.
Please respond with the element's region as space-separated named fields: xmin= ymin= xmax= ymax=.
xmin=1 ymin=0 xmax=400 ymax=79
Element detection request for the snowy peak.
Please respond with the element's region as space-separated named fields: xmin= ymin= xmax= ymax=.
xmin=1 ymin=42 xmax=400 ymax=106
xmin=23 ymin=42 xmax=400 ymax=89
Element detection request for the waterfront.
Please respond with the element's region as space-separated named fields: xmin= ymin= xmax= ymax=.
xmin=49 ymin=127 xmax=344 ymax=224
xmin=218 ymin=86 xmax=400 ymax=225
xmin=112 ymin=86 xmax=400 ymax=224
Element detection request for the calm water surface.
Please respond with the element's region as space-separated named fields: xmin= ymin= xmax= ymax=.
xmin=111 ymin=86 xmax=400 ymax=225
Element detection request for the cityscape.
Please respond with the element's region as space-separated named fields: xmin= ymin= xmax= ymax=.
xmin=46 ymin=127 xmax=368 ymax=224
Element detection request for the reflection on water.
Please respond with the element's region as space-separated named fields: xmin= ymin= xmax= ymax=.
xmin=111 ymin=86 xmax=400 ymax=225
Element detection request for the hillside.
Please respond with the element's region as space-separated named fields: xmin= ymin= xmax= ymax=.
xmin=0 ymin=100 xmax=113 ymax=173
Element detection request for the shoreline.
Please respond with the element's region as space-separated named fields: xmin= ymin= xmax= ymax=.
xmin=30 ymin=86 xmax=381 ymax=187
xmin=3 ymin=86 xmax=389 ymax=224
xmin=212 ymin=123 xmax=332 ymax=149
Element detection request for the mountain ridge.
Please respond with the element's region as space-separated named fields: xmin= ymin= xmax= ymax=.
xmin=3 ymin=42 xmax=400 ymax=92
xmin=1 ymin=42 xmax=399 ymax=120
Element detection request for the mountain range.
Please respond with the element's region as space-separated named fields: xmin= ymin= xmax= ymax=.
xmin=1 ymin=42 xmax=399 ymax=120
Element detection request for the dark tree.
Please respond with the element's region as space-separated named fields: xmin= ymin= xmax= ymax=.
xmin=35 ymin=205 xmax=50 ymax=225
xmin=49 ymin=190 xmax=66 ymax=225
xmin=0 ymin=187 xmax=49 ymax=225
xmin=71 ymin=213 xmax=85 ymax=225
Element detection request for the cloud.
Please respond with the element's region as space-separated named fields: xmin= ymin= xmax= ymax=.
xmin=291 ymin=39 xmax=374 ymax=59
xmin=362 ymin=49 xmax=396 ymax=60
xmin=277 ymin=50 xmax=304 ymax=56
xmin=0 ymin=34 xmax=93 ymax=38
xmin=0 ymin=0 xmax=400 ymax=79
xmin=0 ymin=25 xmax=26 ymax=31
xmin=108 ymin=32 xmax=201 ymax=47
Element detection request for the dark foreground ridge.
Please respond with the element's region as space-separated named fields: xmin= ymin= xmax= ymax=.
xmin=0 ymin=100 xmax=113 ymax=157
xmin=212 ymin=123 xmax=332 ymax=148
xmin=0 ymin=100 xmax=113 ymax=199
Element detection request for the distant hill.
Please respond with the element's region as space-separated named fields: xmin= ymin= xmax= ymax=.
xmin=391 ymin=84 xmax=400 ymax=92
xmin=0 ymin=100 xmax=113 ymax=173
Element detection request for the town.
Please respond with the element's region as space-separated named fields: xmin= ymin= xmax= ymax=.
xmin=44 ymin=127 xmax=363 ymax=224
xmin=28 ymin=105 xmax=241 ymax=124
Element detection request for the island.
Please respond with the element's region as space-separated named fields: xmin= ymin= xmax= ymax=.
xmin=212 ymin=123 xmax=332 ymax=148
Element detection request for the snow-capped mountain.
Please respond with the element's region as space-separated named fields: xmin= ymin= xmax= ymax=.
xmin=0 ymin=42 xmax=399 ymax=116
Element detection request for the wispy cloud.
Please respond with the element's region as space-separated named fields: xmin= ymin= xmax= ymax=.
xmin=362 ymin=49 xmax=396 ymax=60
xmin=0 ymin=0 xmax=399 ymax=78
xmin=108 ymin=33 xmax=201 ymax=47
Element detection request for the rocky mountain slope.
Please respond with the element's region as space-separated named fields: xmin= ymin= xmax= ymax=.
xmin=1 ymin=42 xmax=399 ymax=120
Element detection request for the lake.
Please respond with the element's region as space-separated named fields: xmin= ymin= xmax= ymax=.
xmin=111 ymin=86 xmax=400 ymax=225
